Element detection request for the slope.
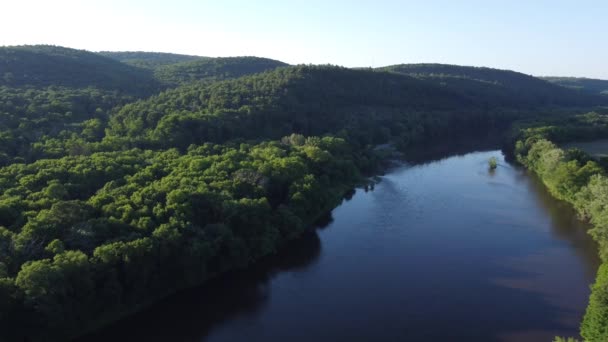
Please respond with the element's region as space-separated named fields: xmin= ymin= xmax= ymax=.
xmin=379 ymin=63 xmax=607 ymax=107
xmin=0 ymin=45 xmax=160 ymax=96
xmin=542 ymin=76 xmax=608 ymax=96
xmin=153 ymin=56 xmax=289 ymax=86
xmin=98 ymin=51 xmax=206 ymax=69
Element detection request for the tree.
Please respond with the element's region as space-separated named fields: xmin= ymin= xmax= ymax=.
xmin=488 ymin=157 xmax=497 ymax=170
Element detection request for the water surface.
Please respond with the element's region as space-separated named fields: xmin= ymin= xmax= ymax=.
xmin=84 ymin=150 xmax=600 ymax=342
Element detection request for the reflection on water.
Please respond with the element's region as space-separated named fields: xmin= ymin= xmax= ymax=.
xmin=82 ymin=146 xmax=600 ymax=342
xmin=525 ymin=171 xmax=600 ymax=278
xmin=81 ymin=232 xmax=322 ymax=342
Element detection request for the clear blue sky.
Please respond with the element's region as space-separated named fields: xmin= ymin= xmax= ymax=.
xmin=2 ymin=0 xmax=607 ymax=78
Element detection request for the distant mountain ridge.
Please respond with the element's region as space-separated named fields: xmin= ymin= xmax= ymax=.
xmin=377 ymin=63 xmax=607 ymax=107
xmin=98 ymin=51 xmax=206 ymax=69
xmin=0 ymin=45 xmax=161 ymax=96
xmin=153 ymin=56 xmax=290 ymax=86
xmin=0 ymin=46 xmax=291 ymax=95
xmin=99 ymin=51 xmax=289 ymax=86
xmin=106 ymin=63 xmax=607 ymax=152
xmin=541 ymin=76 xmax=608 ymax=96
xmin=1 ymin=45 xmax=608 ymax=342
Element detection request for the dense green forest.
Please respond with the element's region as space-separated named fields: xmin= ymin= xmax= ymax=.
xmin=1 ymin=45 xmax=607 ymax=341
xmin=0 ymin=136 xmax=373 ymax=340
xmin=0 ymin=46 xmax=293 ymax=164
xmin=379 ymin=63 xmax=606 ymax=108
xmin=98 ymin=51 xmax=205 ymax=69
xmin=510 ymin=113 xmax=608 ymax=341
xmin=153 ymin=57 xmax=289 ymax=86
xmin=105 ymin=64 xmax=608 ymax=153
xmin=0 ymin=46 xmax=160 ymax=95
xmin=0 ymin=86 xmax=135 ymax=163
xmin=542 ymin=77 xmax=608 ymax=96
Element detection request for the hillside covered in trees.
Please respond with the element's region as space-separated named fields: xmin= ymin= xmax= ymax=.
xmin=0 ymin=46 xmax=160 ymax=95
xmin=0 ymin=46 xmax=292 ymax=164
xmin=0 ymin=45 xmax=607 ymax=341
xmin=98 ymin=51 xmax=205 ymax=69
xmin=509 ymin=112 xmax=608 ymax=341
xmin=153 ymin=57 xmax=289 ymax=86
xmin=106 ymin=65 xmax=608 ymax=153
xmin=105 ymin=65 xmax=477 ymax=151
xmin=542 ymin=76 xmax=608 ymax=96
xmin=379 ymin=63 xmax=606 ymax=108
xmin=0 ymin=46 xmax=163 ymax=164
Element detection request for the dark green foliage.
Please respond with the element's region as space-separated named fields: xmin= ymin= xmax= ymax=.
xmin=0 ymin=50 xmax=293 ymax=163
xmin=581 ymin=264 xmax=608 ymax=341
xmin=380 ymin=63 xmax=608 ymax=107
xmin=0 ymin=45 xmax=160 ymax=95
xmin=542 ymin=77 xmax=608 ymax=96
xmin=1 ymin=45 xmax=606 ymax=340
xmin=105 ymin=65 xmax=520 ymax=151
xmin=154 ymin=56 xmax=289 ymax=86
xmin=0 ymin=137 xmax=370 ymax=340
xmin=511 ymin=116 xmax=608 ymax=340
xmin=488 ymin=157 xmax=497 ymax=170
xmin=0 ymin=85 xmax=137 ymax=162
xmin=98 ymin=51 xmax=205 ymax=69
xmin=553 ymin=337 xmax=581 ymax=342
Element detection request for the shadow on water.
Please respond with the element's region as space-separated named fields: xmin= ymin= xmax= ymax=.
xmin=77 ymin=231 xmax=323 ymax=342
xmin=524 ymin=167 xmax=601 ymax=277
xmin=78 ymin=138 xmax=601 ymax=342
xmin=401 ymin=133 xmax=503 ymax=165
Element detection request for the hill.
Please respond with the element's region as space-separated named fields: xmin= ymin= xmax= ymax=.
xmin=105 ymin=65 xmax=480 ymax=150
xmin=153 ymin=56 xmax=289 ymax=86
xmin=541 ymin=76 xmax=608 ymax=96
xmin=0 ymin=45 xmax=160 ymax=95
xmin=98 ymin=51 xmax=205 ymax=69
xmin=1 ymin=49 xmax=608 ymax=342
xmin=107 ymin=64 xmax=607 ymax=152
xmin=378 ymin=63 xmax=607 ymax=107
xmin=0 ymin=48 xmax=289 ymax=162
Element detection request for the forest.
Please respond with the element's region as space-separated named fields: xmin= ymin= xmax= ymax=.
xmin=510 ymin=112 xmax=608 ymax=341
xmin=1 ymin=44 xmax=608 ymax=341
xmin=541 ymin=77 xmax=608 ymax=96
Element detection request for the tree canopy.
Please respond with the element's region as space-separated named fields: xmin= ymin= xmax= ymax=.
xmin=1 ymin=45 xmax=606 ymax=341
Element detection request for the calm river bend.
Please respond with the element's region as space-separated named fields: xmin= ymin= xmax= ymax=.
xmin=84 ymin=149 xmax=600 ymax=342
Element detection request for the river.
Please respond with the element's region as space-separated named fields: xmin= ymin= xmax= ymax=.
xmin=83 ymin=149 xmax=600 ymax=342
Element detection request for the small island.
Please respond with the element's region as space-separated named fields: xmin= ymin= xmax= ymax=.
xmin=488 ymin=157 xmax=498 ymax=170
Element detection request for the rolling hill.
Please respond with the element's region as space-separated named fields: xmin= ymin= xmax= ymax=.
xmin=153 ymin=56 xmax=289 ymax=86
xmin=2 ymin=45 xmax=608 ymax=342
xmin=542 ymin=76 xmax=608 ymax=96
xmin=0 ymin=45 xmax=160 ymax=96
xmin=107 ymin=64 xmax=589 ymax=151
xmin=378 ymin=63 xmax=607 ymax=107
xmin=98 ymin=51 xmax=206 ymax=69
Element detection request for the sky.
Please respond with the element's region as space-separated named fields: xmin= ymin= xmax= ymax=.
xmin=1 ymin=0 xmax=606 ymax=78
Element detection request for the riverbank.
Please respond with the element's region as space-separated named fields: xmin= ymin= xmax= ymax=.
xmin=82 ymin=148 xmax=599 ymax=342
xmin=511 ymin=120 xmax=608 ymax=341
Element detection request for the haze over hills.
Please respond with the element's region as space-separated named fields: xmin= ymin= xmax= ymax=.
xmin=104 ymin=62 xmax=608 ymax=153
xmin=99 ymin=50 xmax=290 ymax=86
xmin=105 ymin=65 xmax=470 ymax=150
xmin=1 ymin=45 xmax=607 ymax=163
xmin=0 ymin=45 xmax=160 ymax=96
xmin=378 ymin=63 xmax=606 ymax=107
xmin=98 ymin=51 xmax=206 ymax=69
xmin=541 ymin=76 xmax=608 ymax=96
xmin=0 ymin=46 xmax=295 ymax=161
xmin=153 ymin=56 xmax=289 ymax=86
xmin=0 ymin=46 xmax=291 ymax=94
xmin=1 ymin=44 xmax=608 ymax=342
